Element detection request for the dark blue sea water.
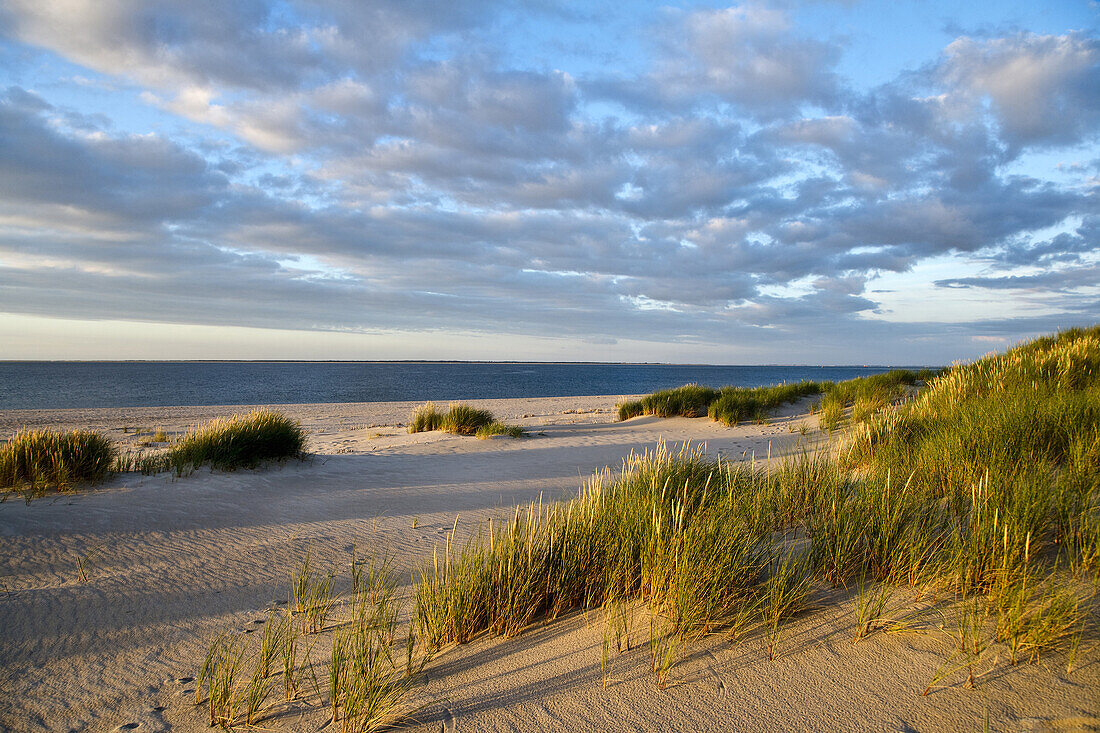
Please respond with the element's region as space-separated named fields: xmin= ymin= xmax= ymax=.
xmin=0 ymin=362 xmax=925 ymax=410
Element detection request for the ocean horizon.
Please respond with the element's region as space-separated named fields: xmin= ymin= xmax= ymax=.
xmin=0 ymin=361 xmax=934 ymax=411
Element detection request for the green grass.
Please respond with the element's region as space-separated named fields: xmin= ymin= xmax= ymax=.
xmin=844 ymin=326 xmax=1100 ymax=584
xmin=476 ymin=423 xmax=527 ymax=439
xmin=407 ymin=402 xmax=444 ymax=433
xmin=409 ymin=400 xmax=495 ymax=433
xmin=197 ymin=552 xmax=423 ymax=732
xmin=619 ymin=370 xmax=944 ymax=429
xmin=439 ymin=404 xmax=494 ymax=435
xmin=708 ymin=381 xmax=824 ymax=426
xmin=166 ymin=409 xmax=306 ymax=472
xmin=617 ymin=380 xmax=826 ymax=427
xmin=817 ymin=369 xmax=924 ymax=431
xmin=410 ymin=326 xmax=1098 ymax=690
xmin=408 ymin=402 xmax=513 ymax=437
xmin=414 ymin=443 xmax=776 ymax=659
xmin=0 ymin=428 xmax=116 ymax=498
xmin=118 ymin=410 xmax=306 ymax=479
xmin=617 ymin=383 xmax=720 ymax=420
xmin=180 ymin=326 xmax=1098 ymax=717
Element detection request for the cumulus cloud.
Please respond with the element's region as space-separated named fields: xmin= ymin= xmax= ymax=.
xmin=939 ymin=32 xmax=1100 ymax=151
xmin=589 ymin=3 xmax=842 ymax=120
xmin=0 ymin=2 xmax=1097 ymax=362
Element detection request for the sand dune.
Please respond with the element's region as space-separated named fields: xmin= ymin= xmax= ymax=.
xmin=1 ymin=396 xmax=1095 ymax=732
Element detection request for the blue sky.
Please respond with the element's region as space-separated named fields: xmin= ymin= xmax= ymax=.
xmin=0 ymin=0 xmax=1097 ymax=364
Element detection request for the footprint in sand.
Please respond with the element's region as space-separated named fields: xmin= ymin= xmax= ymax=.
xmin=704 ymin=650 xmax=726 ymax=696
xmin=440 ymin=706 xmax=457 ymax=732
xmin=117 ymin=704 xmax=170 ymax=733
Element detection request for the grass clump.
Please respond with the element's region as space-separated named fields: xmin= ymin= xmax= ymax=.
xmin=408 ymin=402 xmax=501 ymax=436
xmin=845 ymin=326 xmax=1100 ymax=585
xmin=415 ymin=443 xmax=777 ymax=680
xmin=407 ymin=402 xmax=444 ymax=433
xmin=617 ymin=383 xmax=719 ymax=420
xmin=439 ymin=404 xmax=495 ymax=435
xmin=1 ymin=429 xmax=116 ymax=498
xmin=817 ymin=369 xmax=923 ymax=431
xmin=760 ymin=551 xmax=812 ymax=660
xmin=167 ymin=409 xmax=305 ymax=472
xmin=708 ymin=381 xmax=824 ymax=426
xmin=475 ymin=423 xmax=527 ymax=439
xmin=617 ymin=380 xmax=826 ymax=427
xmin=619 ymin=371 xmax=937 ymax=429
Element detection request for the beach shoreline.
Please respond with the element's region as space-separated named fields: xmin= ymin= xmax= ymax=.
xmin=1 ymin=394 xmax=1096 ymax=732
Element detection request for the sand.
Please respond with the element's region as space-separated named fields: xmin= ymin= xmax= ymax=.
xmin=0 ymin=396 xmax=1096 ymax=732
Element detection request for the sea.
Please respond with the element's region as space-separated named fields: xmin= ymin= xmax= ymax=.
xmin=0 ymin=362 xmax=925 ymax=410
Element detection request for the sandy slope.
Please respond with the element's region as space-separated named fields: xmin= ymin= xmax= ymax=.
xmin=0 ymin=396 xmax=1096 ymax=732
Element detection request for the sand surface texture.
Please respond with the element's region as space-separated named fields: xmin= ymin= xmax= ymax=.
xmin=1 ymin=396 xmax=1097 ymax=732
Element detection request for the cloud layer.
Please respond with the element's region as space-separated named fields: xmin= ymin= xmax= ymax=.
xmin=0 ymin=1 xmax=1097 ymax=362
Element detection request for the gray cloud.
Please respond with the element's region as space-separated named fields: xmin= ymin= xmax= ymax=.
xmin=938 ymin=32 xmax=1100 ymax=152
xmin=935 ymin=263 xmax=1100 ymax=292
xmin=588 ymin=4 xmax=843 ymax=120
xmin=0 ymin=3 xmax=1097 ymax=362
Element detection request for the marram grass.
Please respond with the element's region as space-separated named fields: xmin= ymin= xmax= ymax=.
xmin=817 ymin=368 xmax=927 ymax=431
xmin=122 ymin=409 xmax=306 ymax=479
xmin=411 ymin=326 xmax=1099 ymax=691
xmin=168 ymin=409 xmax=306 ymax=472
xmin=617 ymin=383 xmax=720 ymax=420
xmin=709 ymin=381 xmax=824 ymax=426
xmin=619 ymin=369 xmax=942 ymax=429
xmin=0 ymin=428 xmax=115 ymax=498
xmin=408 ymin=402 xmax=524 ymax=438
xmin=476 ymin=422 xmax=527 ymax=439
xmin=197 ymin=553 xmax=424 ymax=732
xmin=618 ymin=381 xmax=824 ymax=425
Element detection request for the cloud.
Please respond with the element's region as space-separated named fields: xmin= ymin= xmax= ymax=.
xmin=939 ymin=32 xmax=1100 ymax=151
xmin=935 ymin=263 xmax=1100 ymax=292
xmin=588 ymin=3 xmax=843 ymax=120
xmin=0 ymin=87 xmax=224 ymax=223
xmin=0 ymin=3 xmax=1097 ymax=362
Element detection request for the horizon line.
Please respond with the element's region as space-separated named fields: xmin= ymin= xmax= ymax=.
xmin=0 ymin=359 xmax=942 ymax=368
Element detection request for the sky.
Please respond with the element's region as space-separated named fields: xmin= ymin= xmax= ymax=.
xmin=0 ymin=1 xmax=1097 ymax=365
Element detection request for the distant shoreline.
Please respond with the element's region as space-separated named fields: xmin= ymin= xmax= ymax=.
xmin=0 ymin=359 xmax=940 ymax=368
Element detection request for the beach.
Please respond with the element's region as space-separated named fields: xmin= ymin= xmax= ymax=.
xmin=1 ymin=395 xmax=1096 ymax=732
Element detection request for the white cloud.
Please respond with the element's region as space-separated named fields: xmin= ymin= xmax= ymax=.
xmin=940 ymin=32 xmax=1100 ymax=150
xmin=0 ymin=4 xmax=1096 ymax=361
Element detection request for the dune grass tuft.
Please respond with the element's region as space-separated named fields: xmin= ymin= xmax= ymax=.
xmin=0 ymin=428 xmax=116 ymax=499
xmin=617 ymin=383 xmax=720 ymax=420
xmin=708 ymin=381 xmax=824 ymax=426
xmin=166 ymin=409 xmax=305 ymax=472
xmin=181 ymin=325 xmax=1097 ymax=723
xmin=619 ymin=369 xmax=944 ymax=430
xmin=407 ymin=402 xmax=444 ymax=433
xmin=438 ymin=403 xmax=495 ymax=435
xmin=816 ymin=369 xmax=923 ymax=431
xmin=476 ymin=423 xmax=527 ymax=439
xmin=618 ymin=380 xmax=825 ymax=426
xmin=408 ymin=402 xmax=506 ymax=436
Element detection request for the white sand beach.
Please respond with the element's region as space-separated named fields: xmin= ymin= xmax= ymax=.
xmin=0 ymin=396 xmax=1096 ymax=732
